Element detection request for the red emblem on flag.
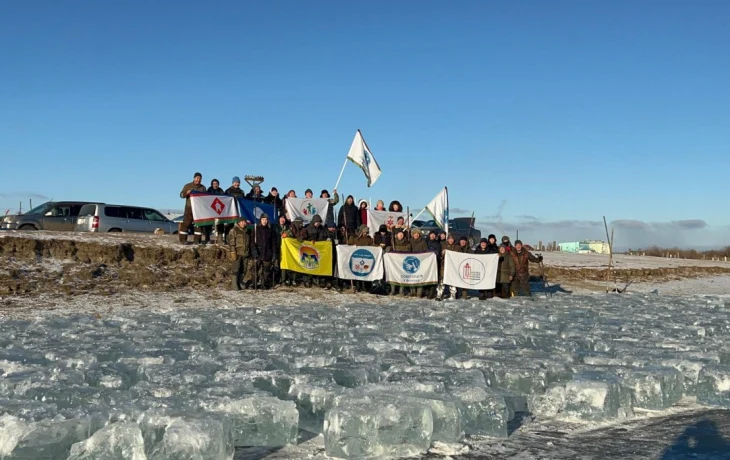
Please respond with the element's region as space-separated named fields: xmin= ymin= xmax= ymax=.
xmin=211 ymin=198 xmax=226 ymax=215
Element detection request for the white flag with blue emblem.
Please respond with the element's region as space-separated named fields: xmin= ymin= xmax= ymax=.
xmin=336 ymin=245 xmax=384 ymax=281
xmin=347 ymin=129 xmax=382 ymax=187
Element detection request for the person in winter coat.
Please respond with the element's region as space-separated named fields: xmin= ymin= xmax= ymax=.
xmin=426 ymin=231 xmax=442 ymax=299
xmin=374 ymin=224 xmax=391 ymax=251
xmin=204 ymin=179 xmax=226 ymax=244
xmin=358 ymin=200 xmax=369 ymax=226
xmin=510 ymin=239 xmax=542 ymax=296
xmin=303 ymin=215 xmax=329 ymax=288
xmin=455 ymin=236 xmax=472 ymax=299
xmin=178 ymin=172 xmax=207 ymax=245
xmin=437 ymin=234 xmax=460 ymax=300
xmin=274 ymin=215 xmax=289 ymax=286
xmin=473 ymin=238 xmax=496 ymax=300
xmin=224 ymin=176 xmax=246 ymax=242
xmin=338 ymin=195 xmax=359 ymax=239
xmin=228 ymin=218 xmax=252 ymax=291
xmin=244 ymin=214 xmax=275 ymax=289
xmin=374 ymin=200 xmax=386 ymax=211
xmin=408 ymin=229 xmax=429 ymax=298
xmin=388 ymin=201 xmax=403 ymax=213
xmin=485 ymin=234 xmax=500 ymax=254
xmin=389 ymin=229 xmax=412 ymax=296
xmin=439 ymin=231 xmax=448 ymax=250
xmin=264 ymin=187 xmax=284 ymax=218
xmin=304 ymin=189 xmax=314 ymax=198
xmin=497 ymin=244 xmax=516 ymax=298
xmin=282 ymin=190 xmax=297 ymax=220
xmin=320 ymin=189 xmax=340 ymax=228
xmin=349 ymin=225 xmax=375 ymax=293
xmin=246 ymin=184 xmax=265 ymax=201
xmin=501 ymin=236 xmax=514 ymax=252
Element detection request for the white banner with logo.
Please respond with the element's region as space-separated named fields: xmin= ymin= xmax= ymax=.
xmin=367 ymin=210 xmax=408 ymax=235
xmin=443 ymin=251 xmax=499 ymax=290
xmin=190 ymin=193 xmax=240 ymax=227
xmin=384 ymin=252 xmax=438 ymax=286
xmin=336 ymin=245 xmax=384 ymax=281
xmin=284 ymin=198 xmax=330 ymax=224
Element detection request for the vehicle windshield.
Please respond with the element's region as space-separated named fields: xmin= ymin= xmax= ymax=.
xmin=25 ymin=202 xmax=53 ymax=215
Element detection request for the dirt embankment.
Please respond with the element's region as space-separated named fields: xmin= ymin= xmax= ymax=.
xmin=2 ymin=234 xmax=730 ymax=297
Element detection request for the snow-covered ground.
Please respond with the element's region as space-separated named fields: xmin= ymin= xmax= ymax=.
xmin=1 ymin=290 xmax=730 ymax=459
xmin=542 ymin=250 xmax=730 ymax=270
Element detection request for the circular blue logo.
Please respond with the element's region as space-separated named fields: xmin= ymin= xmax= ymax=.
xmin=402 ymin=256 xmax=420 ymax=274
xmin=350 ymin=249 xmax=375 ymax=277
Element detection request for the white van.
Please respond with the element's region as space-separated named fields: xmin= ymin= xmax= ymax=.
xmin=75 ymin=204 xmax=178 ymax=234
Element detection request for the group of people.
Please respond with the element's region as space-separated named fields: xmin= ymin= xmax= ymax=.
xmin=179 ymin=172 xmax=544 ymax=299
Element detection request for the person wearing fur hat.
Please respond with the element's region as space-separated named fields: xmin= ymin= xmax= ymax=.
xmin=178 ymin=172 xmax=207 ymax=245
xmin=374 ymin=224 xmax=391 ymax=251
xmin=348 ymin=224 xmax=374 ymax=246
xmin=374 ymin=200 xmax=386 ymax=211
xmin=510 ymin=239 xmax=542 ymax=296
xmin=265 ymin=187 xmax=284 ymax=217
xmin=388 ymin=201 xmax=403 ymax=213
xmin=338 ymin=195 xmax=360 ymax=239
xmin=320 ymin=189 xmax=340 ymax=228
xmin=244 ymin=213 xmax=274 ymax=289
xmin=246 ymin=184 xmax=264 ymax=201
xmin=228 ymin=217 xmax=252 ymax=290
xmin=501 ymin=235 xmax=513 ymax=252
xmin=497 ymin=244 xmax=516 ymax=298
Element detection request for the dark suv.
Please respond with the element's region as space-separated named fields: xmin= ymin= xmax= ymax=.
xmin=1 ymin=201 xmax=100 ymax=231
xmin=412 ymin=217 xmax=482 ymax=247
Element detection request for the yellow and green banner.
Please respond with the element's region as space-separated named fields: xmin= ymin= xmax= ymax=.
xmin=280 ymin=239 xmax=333 ymax=276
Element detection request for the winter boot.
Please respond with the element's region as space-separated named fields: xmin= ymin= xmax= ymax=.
xmin=436 ymin=284 xmax=444 ymax=300
xmin=449 ymin=286 xmax=457 ymax=300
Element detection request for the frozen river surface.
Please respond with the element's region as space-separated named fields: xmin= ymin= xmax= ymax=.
xmin=1 ymin=293 xmax=730 ymax=459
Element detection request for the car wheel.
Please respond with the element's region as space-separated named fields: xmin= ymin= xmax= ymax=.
xmin=19 ymin=224 xmax=38 ymax=231
xmin=109 ymin=228 xmax=122 ymax=232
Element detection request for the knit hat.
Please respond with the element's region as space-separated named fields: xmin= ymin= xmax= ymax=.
xmin=312 ymin=214 xmax=323 ymax=223
xmin=271 ymin=187 xmax=278 ymax=192
xmin=379 ymin=224 xmax=387 ymax=232
xmin=488 ymin=234 xmax=496 ymax=241
xmin=412 ymin=228 xmax=422 ymax=236
xmin=460 ymin=236 xmax=468 ymax=242
xmin=358 ymin=224 xmax=369 ymax=233
xmin=232 ymin=176 xmax=240 ymax=183
xmin=447 ymin=234 xmax=455 ymax=240
xmin=211 ymin=178 xmax=219 ymax=185
xmin=305 ymin=189 xmax=313 ymax=195
xmin=194 ymin=172 xmax=202 ymax=178
xmin=515 ymin=239 xmax=523 ymax=245
xmin=321 ymin=189 xmax=329 ymax=197
xmin=259 ymin=213 xmax=269 ymax=220
xmin=502 ymin=236 xmax=510 ymax=243
xmin=480 ymin=238 xmax=488 ymax=244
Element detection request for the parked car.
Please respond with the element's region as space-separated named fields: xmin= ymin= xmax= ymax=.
xmin=412 ymin=217 xmax=481 ymax=247
xmin=1 ymin=201 xmax=100 ymax=231
xmin=75 ymin=204 xmax=178 ymax=234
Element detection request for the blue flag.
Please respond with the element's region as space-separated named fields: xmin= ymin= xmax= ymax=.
xmin=236 ymin=198 xmax=277 ymax=223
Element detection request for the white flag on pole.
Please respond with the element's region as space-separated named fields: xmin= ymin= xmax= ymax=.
xmin=284 ymin=198 xmax=330 ymax=225
xmin=442 ymin=251 xmax=499 ymax=290
xmin=336 ymin=245 xmax=384 ymax=281
xmin=384 ymin=252 xmax=438 ymax=286
xmin=425 ymin=187 xmax=449 ymax=235
xmin=190 ymin=193 xmax=240 ymax=227
xmin=347 ymin=130 xmax=382 ymax=187
xmin=366 ymin=210 xmax=408 ymax=235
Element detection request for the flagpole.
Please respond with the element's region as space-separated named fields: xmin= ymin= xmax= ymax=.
xmin=444 ymin=186 xmax=449 ymax=237
xmin=333 ymin=158 xmax=349 ymax=191
xmin=412 ymin=208 xmax=426 ymax=222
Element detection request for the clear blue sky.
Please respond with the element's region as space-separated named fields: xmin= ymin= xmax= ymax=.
xmin=1 ymin=1 xmax=728 ymax=247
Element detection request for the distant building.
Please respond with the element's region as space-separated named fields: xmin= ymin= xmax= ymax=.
xmin=558 ymin=240 xmax=610 ymax=255
xmin=559 ymin=242 xmax=580 ymax=253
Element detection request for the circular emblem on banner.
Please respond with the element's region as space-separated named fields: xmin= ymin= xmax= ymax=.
xmin=301 ymin=200 xmax=318 ymax=216
xmin=350 ymin=249 xmax=375 ymax=277
xmin=298 ymin=245 xmax=320 ymax=270
xmin=458 ymin=258 xmax=486 ymax=286
xmin=402 ymin=256 xmax=421 ymax=274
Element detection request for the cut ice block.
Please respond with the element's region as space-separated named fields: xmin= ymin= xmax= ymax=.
xmin=0 ymin=414 xmax=29 ymax=456
xmin=619 ymin=367 xmax=683 ymax=410
xmin=199 ymin=396 xmax=298 ymax=447
xmin=287 ymin=383 xmax=346 ymax=433
xmin=565 ymin=372 xmax=621 ymax=421
xmin=5 ymin=417 xmax=101 ymax=459
xmin=67 ymin=422 xmax=146 ymax=460
xmin=697 ymin=365 xmax=730 ymax=408
xmin=323 ymin=400 xmax=433 ymax=459
xmin=147 ymin=417 xmax=234 ymax=460
xmin=528 ymin=384 xmax=566 ymax=418
xmin=449 ymin=386 xmax=509 ymax=438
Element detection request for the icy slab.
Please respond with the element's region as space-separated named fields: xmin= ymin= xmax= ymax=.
xmin=199 ymin=396 xmax=298 ymax=447
xmin=67 ymin=422 xmax=146 ymax=460
xmin=449 ymin=386 xmax=509 ymax=438
xmin=528 ymin=384 xmax=567 ymax=418
xmin=4 ymin=417 xmax=101 ymax=459
xmin=697 ymin=365 xmax=730 ymax=408
xmin=147 ymin=417 xmax=233 ymax=460
xmin=619 ymin=367 xmax=683 ymax=410
xmin=565 ymin=372 xmax=622 ymax=421
xmin=0 ymin=415 xmax=28 ymax=456
xmin=323 ymin=400 xmax=433 ymax=459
